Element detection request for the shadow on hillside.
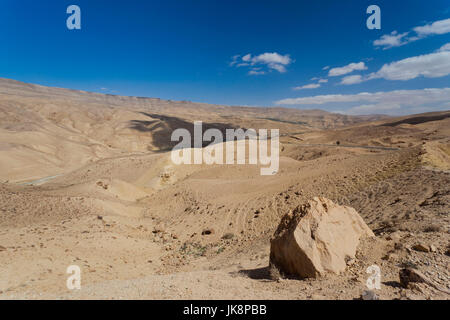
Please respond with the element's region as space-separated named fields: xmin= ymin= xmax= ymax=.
xmin=129 ymin=112 xmax=242 ymax=151
xmin=381 ymin=112 xmax=450 ymax=127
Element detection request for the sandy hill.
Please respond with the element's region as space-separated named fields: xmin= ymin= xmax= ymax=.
xmin=0 ymin=78 xmax=384 ymax=183
xmin=0 ymin=78 xmax=448 ymax=300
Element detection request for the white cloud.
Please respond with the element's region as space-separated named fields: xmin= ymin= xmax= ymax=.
xmin=369 ymin=51 xmax=450 ymax=80
xmin=439 ymin=43 xmax=450 ymax=52
xmin=269 ymin=63 xmax=288 ymax=73
xmin=414 ymin=18 xmax=450 ymax=36
xmin=251 ymin=52 xmax=291 ymax=65
xmin=340 ymin=75 xmax=363 ymax=85
xmin=322 ymin=66 xmax=330 ymax=70
xmin=293 ymin=83 xmax=321 ymax=90
xmin=373 ymin=31 xmax=409 ymax=49
xmin=229 ymin=55 xmax=240 ymax=66
xmin=251 ymin=52 xmax=292 ymax=73
xmin=248 ymin=69 xmax=266 ymax=75
xmin=374 ymin=18 xmax=450 ymax=49
xmin=230 ymin=52 xmax=292 ymax=74
xmin=328 ymin=62 xmax=367 ymax=77
xmin=242 ymin=54 xmax=252 ymax=62
xmin=306 ymin=46 xmax=450 ymax=87
xmin=311 ymin=77 xmax=328 ymax=82
xmin=275 ymin=88 xmax=450 ymax=115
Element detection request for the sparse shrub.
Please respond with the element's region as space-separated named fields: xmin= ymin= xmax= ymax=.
xmin=216 ymin=246 xmax=225 ymax=254
xmin=179 ymin=241 xmax=208 ymax=257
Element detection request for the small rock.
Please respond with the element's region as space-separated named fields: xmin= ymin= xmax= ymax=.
xmin=430 ymin=245 xmax=437 ymax=253
xmin=399 ymin=268 xmax=450 ymax=294
xmin=400 ymin=268 xmax=427 ymax=288
xmin=412 ymin=243 xmax=430 ymax=253
xmin=386 ymin=232 xmax=402 ymax=241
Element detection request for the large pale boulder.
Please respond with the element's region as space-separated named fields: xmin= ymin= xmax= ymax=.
xmin=270 ymin=197 xmax=374 ymax=278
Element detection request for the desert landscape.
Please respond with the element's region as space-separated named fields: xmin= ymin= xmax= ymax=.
xmin=0 ymin=78 xmax=449 ymax=300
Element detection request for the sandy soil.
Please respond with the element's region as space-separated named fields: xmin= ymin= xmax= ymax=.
xmin=0 ymin=79 xmax=448 ymax=300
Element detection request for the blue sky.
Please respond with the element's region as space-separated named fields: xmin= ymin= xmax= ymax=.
xmin=1 ymin=0 xmax=449 ymax=115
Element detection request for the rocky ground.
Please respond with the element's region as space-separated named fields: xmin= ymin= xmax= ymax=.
xmin=0 ymin=80 xmax=448 ymax=300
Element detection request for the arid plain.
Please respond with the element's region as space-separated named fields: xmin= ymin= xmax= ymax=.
xmin=0 ymin=78 xmax=448 ymax=299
